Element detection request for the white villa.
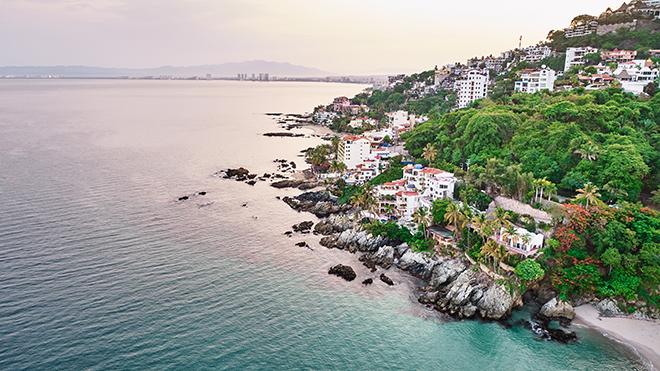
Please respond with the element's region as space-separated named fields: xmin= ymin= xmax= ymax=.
xmin=495 ymin=226 xmax=544 ymax=256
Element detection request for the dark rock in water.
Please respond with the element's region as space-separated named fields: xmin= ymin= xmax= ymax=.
xmin=275 ymin=196 xmax=281 ymax=200
xmin=284 ymin=231 xmax=293 ymax=235
xmin=295 ymin=241 xmax=308 ymax=247
xmin=246 ymin=180 xmax=256 ymax=186
xmin=380 ymin=274 xmax=394 ymax=286
xmin=292 ymin=221 xmax=314 ymax=232
xmin=263 ymin=173 xmax=271 ymax=178
xmin=247 ymin=174 xmax=257 ymax=179
xmin=529 ymin=313 xmax=578 ymax=343
xmin=263 ymin=132 xmax=304 ymax=137
xmin=271 ymin=179 xmax=305 ymax=188
xmin=273 ymin=174 xmax=286 ymax=179
xmin=178 ymin=196 xmax=189 ymax=201
xmin=328 ymin=264 xmax=356 ymax=282
xmin=225 ymin=168 xmax=250 ymax=179
xmin=242 ymin=203 xmax=248 ymax=207
xmin=298 ymin=182 xmax=318 ymax=190
xmin=197 ymin=192 xmax=207 ymax=196
xmin=290 ymin=161 xmax=296 ymax=169
xmin=362 ymin=278 xmax=373 ymax=285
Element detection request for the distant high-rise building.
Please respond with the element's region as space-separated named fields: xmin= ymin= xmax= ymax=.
xmin=206 ymin=74 xmax=212 ymax=80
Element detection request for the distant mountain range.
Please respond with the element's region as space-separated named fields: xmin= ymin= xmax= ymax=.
xmin=0 ymin=60 xmax=331 ymax=78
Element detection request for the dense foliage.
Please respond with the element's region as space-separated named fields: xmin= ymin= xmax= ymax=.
xmin=402 ymin=88 xmax=660 ymax=202
xmin=549 ymin=203 xmax=660 ymax=301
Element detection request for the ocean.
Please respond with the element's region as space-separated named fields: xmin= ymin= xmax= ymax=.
xmin=0 ymin=79 xmax=651 ymax=370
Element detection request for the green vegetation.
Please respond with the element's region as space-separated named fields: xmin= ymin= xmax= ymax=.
xmin=402 ymin=88 xmax=660 ymax=203
xmin=547 ymin=26 xmax=660 ymax=57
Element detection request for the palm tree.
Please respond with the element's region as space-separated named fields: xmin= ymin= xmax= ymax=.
xmin=521 ymin=233 xmax=532 ymax=251
xmin=412 ymin=207 xmax=432 ymax=239
xmin=545 ymin=182 xmax=557 ymax=202
xmin=501 ymin=224 xmax=518 ymax=248
xmin=422 ymin=143 xmax=438 ymax=163
xmin=444 ymin=202 xmax=464 ymax=244
xmin=471 ymin=214 xmax=489 ymax=244
xmin=576 ymin=182 xmax=601 ymax=208
xmin=329 ymin=160 xmax=347 ymax=173
xmin=493 ymin=246 xmax=509 ymax=274
xmin=461 ymin=206 xmax=473 ymax=249
xmin=491 ymin=206 xmax=511 ymax=230
xmin=330 ymin=136 xmax=341 ymax=159
xmin=574 ymin=141 xmax=600 ymax=161
xmin=480 ymin=240 xmax=498 ymax=268
xmin=383 ymin=203 xmax=397 ymax=220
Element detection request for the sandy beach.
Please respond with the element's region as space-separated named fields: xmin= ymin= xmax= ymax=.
xmin=574 ymin=305 xmax=660 ymax=370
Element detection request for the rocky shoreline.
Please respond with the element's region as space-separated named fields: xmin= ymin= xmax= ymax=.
xmin=278 ymin=190 xmax=580 ymax=342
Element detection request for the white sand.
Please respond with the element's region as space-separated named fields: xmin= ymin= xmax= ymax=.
xmin=574 ymin=305 xmax=660 ymax=370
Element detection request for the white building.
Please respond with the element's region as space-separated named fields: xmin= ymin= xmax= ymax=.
xmin=564 ymin=47 xmax=599 ymax=72
xmin=496 ymin=226 xmax=544 ymax=255
xmin=454 ymin=69 xmax=489 ymax=109
xmin=338 ymin=135 xmax=371 ymax=169
xmin=514 ymin=67 xmax=556 ymax=93
xmin=521 ymin=46 xmax=553 ymax=63
xmin=313 ymin=108 xmax=337 ymax=126
xmin=374 ymin=164 xmax=457 ymax=220
xmin=564 ymin=20 xmax=598 ymax=38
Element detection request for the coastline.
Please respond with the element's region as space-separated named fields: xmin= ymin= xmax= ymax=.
xmin=574 ymin=305 xmax=660 ymax=370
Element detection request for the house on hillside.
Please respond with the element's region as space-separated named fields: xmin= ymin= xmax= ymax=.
xmin=495 ymin=226 xmax=544 ymax=256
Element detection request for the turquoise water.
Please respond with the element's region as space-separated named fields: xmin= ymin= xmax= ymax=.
xmin=0 ymin=80 xmax=650 ymax=370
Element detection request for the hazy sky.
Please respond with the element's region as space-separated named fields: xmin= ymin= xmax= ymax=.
xmin=1 ymin=0 xmax=611 ymax=74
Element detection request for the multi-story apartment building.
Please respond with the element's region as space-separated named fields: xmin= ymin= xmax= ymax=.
xmin=565 ymin=20 xmax=599 ymax=38
xmin=454 ymin=69 xmax=489 ymax=109
xmin=564 ymin=47 xmax=599 ymax=71
xmin=338 ymin=135 xmax=371 ymax=169
xmin=521 ymin=46 xmax=553 ymax=63
xmin=514 ymin=68 xmax=556 ymax=93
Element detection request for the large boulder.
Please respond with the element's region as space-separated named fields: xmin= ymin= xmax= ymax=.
xmin=477 ymin=282 xmax=521 ymax=320
xmin=335 ymin=229 xmax=389 ymax=253
xmin=328 ymin=264 xmax=356 ymax=281
xmin=540 ymin=297 xmax=575 ymax=320
xmin=396 ymin=250 xmax=436 ymax=279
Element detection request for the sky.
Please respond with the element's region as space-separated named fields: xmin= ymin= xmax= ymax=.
xmin=0 ymin=0 xmax=614 ymax=75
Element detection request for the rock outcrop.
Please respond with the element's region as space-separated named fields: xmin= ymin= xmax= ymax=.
xmin=420 ymin=268 xmax=522 ymax=320
xmin=396 ymin=250 xmax=436 ymax=279
xmin=292 ymin=221 xmax=314 ymax=232
xmin=363 ymin=245 xmax=395 ymax=269
xmin=428 ymin=258 xmax=469 ymax=289
xmin=313 ymin=215 xmax=352 ymax=235
xmin=321 ymin=229 xmax=390 ymax=253
xmin=540 ymin=297 xmax=575 ymax=320
xmin=282 ymin=191 xmax=352 ymax=217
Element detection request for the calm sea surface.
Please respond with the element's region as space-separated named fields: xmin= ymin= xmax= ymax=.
xmin=0 ymin=80 xmax=651 ymax=370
